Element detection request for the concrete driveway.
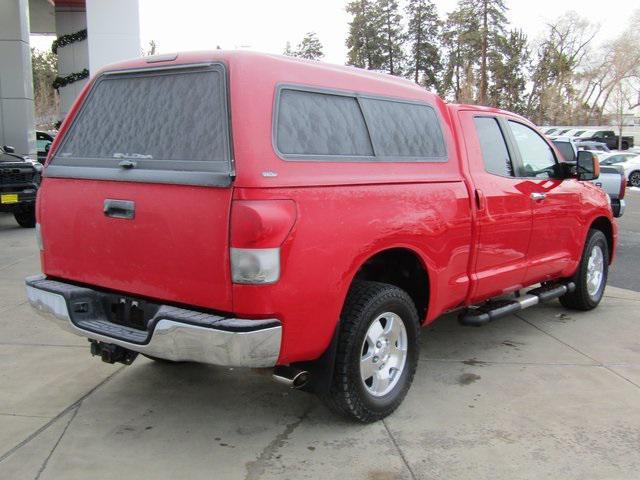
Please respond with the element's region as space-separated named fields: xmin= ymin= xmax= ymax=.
xmin=1 ymin=214 xmax=639 ymax=480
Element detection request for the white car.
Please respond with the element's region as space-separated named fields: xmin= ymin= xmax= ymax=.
xmin=599 ymin=152 xmax=640 ymax=187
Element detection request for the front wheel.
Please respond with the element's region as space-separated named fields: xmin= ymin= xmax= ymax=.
xmin=320 ymin=281 xmax=420 ymax=423
xmin=14 ymin=207 xmax=36 ymax=228
xmin=560 ymin=229 xmax=609 ymax=310
xmin=629 ymin=171 xmax=640 ymax=188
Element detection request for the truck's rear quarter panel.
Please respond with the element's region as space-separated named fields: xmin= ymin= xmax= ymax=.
xmin=233 ymin=182 xmax=472 ymax=364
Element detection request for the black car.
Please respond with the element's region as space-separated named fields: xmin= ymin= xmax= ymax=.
xmin=0 ymin=145 xmax=41 ymax=228
xmin=581 ymin=130 xmax=634 ymax=150
xmin=36 ymin=131 xmax=55 ymax=164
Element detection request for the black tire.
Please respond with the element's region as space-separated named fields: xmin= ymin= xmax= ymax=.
xmin=629 ymin=171 xmax=640 ymax=188
xmin=320 ymin=281 xmax=420 ymax=423
xmin=560 ymin=229 xmax=608 ymax=310
xmin=14 ymin=208 xmax=36 ymax=228
xmin=621 ymin=141 xmax=629 ymax=150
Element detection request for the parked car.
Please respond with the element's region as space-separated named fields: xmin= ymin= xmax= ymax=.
xmin=36 ymin=130 xmax=55 ymax=164
xmin=561 ymin=128 xmax=585 ymax=137
xmin=575 ymin=140 xmax=610 ymax=154
xmin=553 ymin=137 xmax=626 ymax=217
xmin=552 ymin=128 xmax=574 ymax=137
xmin=0 ymin=145 xmax=42 ymax=227
xmin=599 ymin=152 xmax=640 ymax=187
xmin=574 ymin=130 xmax=597 ymax=139
xmin=25 ymin=51 xmax=616 ymax=422
xmin=581 ymin=130 xmax=634 ymax=150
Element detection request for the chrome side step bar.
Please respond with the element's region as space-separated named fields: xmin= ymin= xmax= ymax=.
xmin=459 ymin=282 xmax=576 ymax=327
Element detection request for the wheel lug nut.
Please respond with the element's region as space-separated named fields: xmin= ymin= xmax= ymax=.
xmin=373 ymin=356 xmax=379 ymax=363
xmin=376 ymin=341 xmax=382 ymax=348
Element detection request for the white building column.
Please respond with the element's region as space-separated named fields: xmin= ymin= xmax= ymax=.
xmin=55 ymin=4 xmax=88 ymax=121
xmin=86 ymin=0 xmax=141 ymax=74
xmin=0 ymin=0 xmax=36 ymax=155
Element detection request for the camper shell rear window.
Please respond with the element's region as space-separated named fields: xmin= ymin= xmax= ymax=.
xmin=48 ymin=63 xmax=233 ymax=187
xmin=274 ymin=85 xmax=447 ymax=162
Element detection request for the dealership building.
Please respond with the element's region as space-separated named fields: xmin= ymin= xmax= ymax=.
xmin=0 ymin=0 xmax=142 ymax=156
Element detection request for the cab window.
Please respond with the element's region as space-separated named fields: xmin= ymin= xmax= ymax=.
xmin=508 ymin=121 xmax=556 ymax=178
xmin=474 ymin=117 xmax=514 ymax=176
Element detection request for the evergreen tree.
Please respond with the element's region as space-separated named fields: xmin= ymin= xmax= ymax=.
xmin=283 ymin=33 xmax=324 ymax=61
xmin=476 ymin=0 xmax=507 ymax=104
xmin=441 ymin=0 xmax=507 ymax=104
xmin=346 ymin=0 xmax=384 ymax=69
xmin=441 ymin=5 xmax=480 ymax=102
xmin=295 ymin=32 xmax=324 ymax=60
xmin=405 ymin=0 xmax=441 ymax=88
xmin=377 ymin=0 xmax=405 ymax=75
xmin=489 ymin=29 xmax=529 ymax=113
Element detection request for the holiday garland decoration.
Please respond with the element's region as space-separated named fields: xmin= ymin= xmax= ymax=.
xmin=51 ymin=29 xmax=87 ymax=54
xmin=52 ymin=69 xmax=89 ymax=90
xmin=51 ymin=28 xmax=89 ymax=90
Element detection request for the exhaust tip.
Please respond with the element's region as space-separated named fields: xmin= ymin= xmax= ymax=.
xmin=272 ymin=365 xmax=310 ymax=389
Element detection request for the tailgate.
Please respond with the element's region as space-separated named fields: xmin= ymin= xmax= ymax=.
xmin=40 ymin=62 xmax=235 ymax=311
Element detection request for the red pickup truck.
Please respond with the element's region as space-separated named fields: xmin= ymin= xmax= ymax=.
xmin=26 ymin=51 xmax=615 ymax=422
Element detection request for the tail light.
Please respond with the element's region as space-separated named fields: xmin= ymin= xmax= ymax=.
xmin=230 ymin=200 xmax=296 ymax=284
xmin=619 ymin=173 xmax=626 ymax=200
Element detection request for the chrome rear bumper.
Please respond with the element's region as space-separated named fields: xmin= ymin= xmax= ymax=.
xmin=25 ymin=276 xmax=281 ymax=368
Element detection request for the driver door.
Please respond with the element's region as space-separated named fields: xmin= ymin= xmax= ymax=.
xmin=505 ymin=120 xmax=582 ymax=284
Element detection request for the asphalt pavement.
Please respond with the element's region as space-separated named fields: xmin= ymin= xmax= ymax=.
xmin=608 ymin=189 xmax=640 ymax=292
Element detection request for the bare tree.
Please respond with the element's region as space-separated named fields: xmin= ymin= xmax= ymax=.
xmin=607 ymin=81 xmax=636 ymax=149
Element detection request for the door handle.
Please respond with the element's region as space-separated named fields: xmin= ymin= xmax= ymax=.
xmin=118 ymin=159 xmax=136 ymax=169
xmin=104 ymin=199 xmax=135 ymax=219
xmin=475 ymin=189 xmax=485 ymax=210
xmin=530 ymin=192 xmax=546 ymax=201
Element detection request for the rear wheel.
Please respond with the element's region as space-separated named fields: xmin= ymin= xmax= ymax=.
xmin=14 ymin=207 xmax=35 ymax=228
xmin=629 ymin=171 xmax=640 ymax=187
xmin=621 ymin=141 xmax=629 ymax=150
xmin=560 ymin=229 xmax=608 ymax=310
xmin=320 ymin=281 xmax=420 ymax=423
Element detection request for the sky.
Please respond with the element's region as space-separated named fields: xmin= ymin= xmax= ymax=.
xmin=31 ymin=0 xmax=637 ymax=62
xmin=137 ymin=0 xmax=635 ymax=64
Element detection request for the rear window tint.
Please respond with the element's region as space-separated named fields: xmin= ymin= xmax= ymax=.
xmin=359 ymin=98 xmax=446 ymax=158
xmin=276 ymin=89 xmax=373 ymax=157
xmin=275 ymin=87 xmax=446 ymax=162
xmin=49 ymin=64 xmax=232 ymax=187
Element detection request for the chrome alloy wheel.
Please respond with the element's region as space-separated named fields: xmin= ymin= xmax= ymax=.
xmin=360 ymin=312 xmax=408 ymax=397
xmin=586 ymin=245 xmax=605 ymax=297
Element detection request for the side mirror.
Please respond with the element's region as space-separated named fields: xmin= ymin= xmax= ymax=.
xmin=577 ymin=150 xmax=599 ymax=181
xmin=3 ymin=145 xmax=15 ymax=153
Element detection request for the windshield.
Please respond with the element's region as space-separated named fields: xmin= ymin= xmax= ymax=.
xmin=602 ymin=154 xmax=636 ymax=165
